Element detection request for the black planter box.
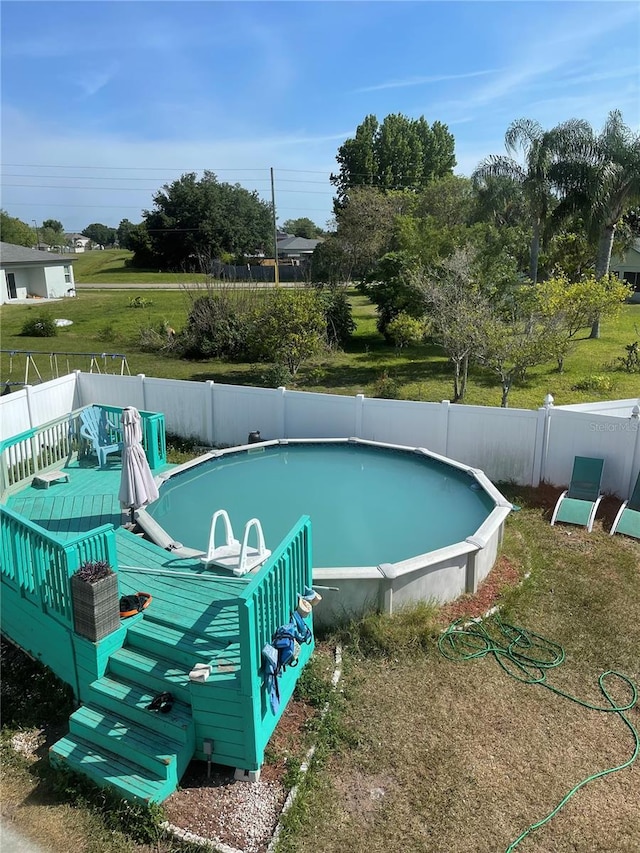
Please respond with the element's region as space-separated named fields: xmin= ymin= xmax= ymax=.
xmin=71 ymin=572 xmax=120 ymax=641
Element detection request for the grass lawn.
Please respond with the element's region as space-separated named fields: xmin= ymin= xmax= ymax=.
xmin=1 ymin=489 xmax=638 ymax=852
xmin=69 ymin=248 xmax=213 ymax=285
xmin=1 ymin=285 xmax=639 ymax=408
xmin=277 ymin=492 xmax=640 ymax=853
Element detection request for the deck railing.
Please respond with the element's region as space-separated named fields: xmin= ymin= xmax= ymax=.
xmin=236 ymin=516 xmax=312 ymax=698
xmin=0 ymin=504 xmax=117 ymax=628
xmin=0 ymin=405 xmax=166 ymax=497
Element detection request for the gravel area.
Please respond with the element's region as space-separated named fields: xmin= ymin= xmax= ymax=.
xmin=163 ymin=768 xmax=286 ymax=853
xmin=163 ymin=698 xmax=316 ymax=853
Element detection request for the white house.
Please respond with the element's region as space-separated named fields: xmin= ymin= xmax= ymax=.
xmin=611 ymin=239 xmax=640 ymax=303
xmin=0 ymin=242 xmax=76 ymax=305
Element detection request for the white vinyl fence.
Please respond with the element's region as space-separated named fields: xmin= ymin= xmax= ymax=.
xmin=2 ymin=372 xmax=639 ymax=498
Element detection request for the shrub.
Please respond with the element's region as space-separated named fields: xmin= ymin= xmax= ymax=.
xmin=178 ymin=294 xmax=250 ymax=359
xmin=21 ymin=314 xmax=57 ymax=337
xmin=317 ymin=287 xmax=356 ymax=348
xmin=386 ymin=312 xmax=425 ymax=350
xmin=128 ymin=296 xmax=153 ymax=308
xmin=373 ymin=370 xmax=400 ymax=399
xmin=261 ymin=362 xmax=293 ymax=388
xmin=617 ymin=339 xmax=640 ymax=373
xmin=571 ymin=374 xmax=617 ymax=393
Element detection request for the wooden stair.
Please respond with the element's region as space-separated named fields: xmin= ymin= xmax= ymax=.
xmin=48 ymin=613 xmax=224 ymax=804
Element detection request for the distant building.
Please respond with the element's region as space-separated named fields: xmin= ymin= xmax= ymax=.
xmin=0 ymin=242 xmax=76 ymax=304
xmin=611 ymin=239 xmax=640 ymax=303
xmin=276 ymin=236 xmax=323 ymax=265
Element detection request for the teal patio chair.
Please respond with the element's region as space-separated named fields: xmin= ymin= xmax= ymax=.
xmin=550 ymin=455 xmax=604 ymax=532
xmin=79 ymin=405 xmax=122 ymax=468
xmin=610 ymin=471 xmax=640 ymax=540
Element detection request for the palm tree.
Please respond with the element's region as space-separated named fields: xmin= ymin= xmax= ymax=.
xmin=551 ymin=111 xmax=640 ymax=337
xmin=473 ymin=118 xmax=590 ymax=284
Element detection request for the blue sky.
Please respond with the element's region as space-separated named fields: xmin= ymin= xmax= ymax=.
xmin=1 ymin=1 xmax=639 ymax=234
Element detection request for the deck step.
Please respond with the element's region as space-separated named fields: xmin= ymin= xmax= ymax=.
xmin=68 ymin=705 xmax=187 ymax=780
xmin=126 ymin=618 xmax=228 ymax=668
xmin=88 ymin=675 xmax=193 ymax=743
xmin=49 ymin=733 xmax=173 ymax=804
xmin=108 ymin=647 xmax=192 ymax=703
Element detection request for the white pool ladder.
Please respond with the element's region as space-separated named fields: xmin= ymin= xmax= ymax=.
xmin=200 ymin=509 xmax=271 ymax=576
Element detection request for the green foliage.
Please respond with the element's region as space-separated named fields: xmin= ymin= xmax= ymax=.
xmin=331 ymin=113 xmax=456 ymax=207
xmin=372 ymin=370 xmax=400 ymax=399
xmin=341 ymin=602 xmax=439 ymax=658
xmin=249 ymin=289 xmax=326 ymax=375
xmin=21 ymin=313 xmax=57 ymax=337
xmin=165 ymin=432 xmax=204 ymax=463
xmin=0 ymin=638 xmax=75 ymax=728
xmin=317 ymin=287 xmax=356 ymax=348
xmin=361 ymin=251 xmax=424 ymax=337
xmin=617 ymin=338 xmax=640 ymax=372
xmin=179 ymin=293 xmax=250 ymax=359
xmin=42 ymin=218 xmax=63 ymax=233
xmin=1 ymin=209 xmax=37 ymax=246
xmin=282 ymin=217 xmax=323 ymax=238
xmin=128 ymin=295 xmax=153 ymax=308
xmin=261 ymin=362 xmax=294 ymax=388
xmin=140 ymin=171 xmax=272 ymax=271
xmin=386 ymin=311 xmax=424 ymax=350
xmin=571 ymin=374 xmax=617 ymax=392
xmin=535 ymin=273 xmax=631 ymax=341
xmin=82 ymin=223 xmax=117 ymax=246
xmin=310 ymin=236 xmax=351 ymax=285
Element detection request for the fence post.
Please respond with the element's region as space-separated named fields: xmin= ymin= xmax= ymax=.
xmin=440 ymin=400 xmax=450 ymax=457
xmin=137 ymin=374 xmax=147 ymax=412
xmin=538 ymin=394 xmax=554 ymax=484
xmin=354 ymin=394 xmax=364 ymax=439
xmin=629 ymin=405 xmax=640 ymax=497
xmin=205 ymin=381 xmax=216 ymax=446
xmin=24 ymin=384 xmax=35 ymax=429
xmin=278 ymin=386 xmax=287 ymax=439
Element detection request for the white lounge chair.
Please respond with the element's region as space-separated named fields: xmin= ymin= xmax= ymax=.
xmin=200 ymin=509 xmax=271 ymax=576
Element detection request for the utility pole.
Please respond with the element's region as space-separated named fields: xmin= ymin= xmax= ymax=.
xmin=32 ymin=220 xmax=40 ymax=248
xmin=270 ymin=167 xmax=280 ymax=287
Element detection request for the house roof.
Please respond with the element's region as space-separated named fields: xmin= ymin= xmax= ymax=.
xmin=276 ymin=236 xmax=322 ymax=252
xmin=0 ymin=242 xmax=73 ymax=266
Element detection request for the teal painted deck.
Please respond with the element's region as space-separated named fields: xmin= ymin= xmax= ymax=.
xmin=2 ymin=452 xmax=314 ymax=804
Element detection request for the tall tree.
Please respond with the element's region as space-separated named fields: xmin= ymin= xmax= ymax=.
xmin=331 ymin=113 xmax=455 ymax=208
xmin=82 ymin=223 xmax=116 ymax=246
xmin=1 ymin=210 xmax=37 ymax=247
xmin=139 ymin=172 xmax=272 ymax=271
xmin=472 ymin=118 xmax=590 ymax=284
xmin=551 ymin=110 xmax=640 ymax=337
xmin=42 ymin=219 xmax=63 ymax=233
xmin=281 ymin=217 xmax=323 ymax=238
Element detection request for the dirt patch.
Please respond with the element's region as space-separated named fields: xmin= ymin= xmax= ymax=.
xmin=438 ymin=554 xmax=521 ymax=625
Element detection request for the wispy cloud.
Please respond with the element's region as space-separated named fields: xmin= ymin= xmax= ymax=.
xmin=73 ymin=63 xmax=120 ymax=98
xmin=353 ymin=69 xmax=499 ymax=94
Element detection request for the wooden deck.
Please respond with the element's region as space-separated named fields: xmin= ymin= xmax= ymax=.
xmin=1 ymin=453 xmax=314 ymax=803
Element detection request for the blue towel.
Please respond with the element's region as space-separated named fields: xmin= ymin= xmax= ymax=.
xmin=261 ymin=643 xmax=280 ymax=714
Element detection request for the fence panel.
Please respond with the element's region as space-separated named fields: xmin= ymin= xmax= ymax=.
xmin=0 ymin=388 xmax=31 ymax=442
xmin=361 ymin=398 xmax=447 ymax=451
xmin=544 ymin=409 xmax=639 ymax=496
xmin=213 ymin=384 xmax=284 ymax=446
xmin=27 ymin=375 xmax=79 ymax=426
xmin=77 ymin=372 xmax=145 ymax=411
xmin=144 ymin=377 xmax=210 ymax=442
xmin=447 ymin=405 xmax=541 ymax=484
xmin=284 ymin=391 xmax=356 ymax=439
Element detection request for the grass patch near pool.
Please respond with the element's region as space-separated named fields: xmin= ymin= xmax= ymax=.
xmin=278 ymin=493 xmax=640 ymax=853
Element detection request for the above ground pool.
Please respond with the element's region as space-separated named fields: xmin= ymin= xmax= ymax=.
xmin=140 ymin=438 xmax=512 ymax=624
xmin=148 ymin=441 xmax=494 ymax=568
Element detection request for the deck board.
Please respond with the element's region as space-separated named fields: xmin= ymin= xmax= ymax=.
xmin=5 ymin=461 xmax=245 ymax=644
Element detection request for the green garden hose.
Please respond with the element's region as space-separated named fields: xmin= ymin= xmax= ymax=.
xmin=438 ymin=616 xmax=638 ymax=852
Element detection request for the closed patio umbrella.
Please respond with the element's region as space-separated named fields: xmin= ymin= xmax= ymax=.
xmin=118 ymin=406 xmax=159 ymax=523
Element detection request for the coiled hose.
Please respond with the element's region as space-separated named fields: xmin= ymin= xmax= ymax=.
xmin=438 ymin=615 xmax=638 ymax=852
